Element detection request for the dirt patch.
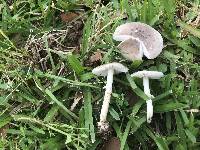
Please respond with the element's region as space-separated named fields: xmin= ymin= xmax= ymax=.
xmin=25 ymin=13 xmax=84 ymax=71
xmin=101 ymin=137 xmax=120 ymax=150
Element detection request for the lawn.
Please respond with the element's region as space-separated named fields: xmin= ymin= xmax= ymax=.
xmin=0 ymin=0 xmax=200 ymax=149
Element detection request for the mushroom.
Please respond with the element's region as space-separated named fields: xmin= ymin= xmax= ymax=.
xmin=92 ymin=62 xmax=128 ymax=132
xmin=131 ymin=70 xmax=164 ymax=123
xmin=113 ymin=22 xmax=163 ymax=61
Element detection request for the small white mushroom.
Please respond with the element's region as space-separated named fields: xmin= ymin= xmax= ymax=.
xmin=131 ymin=70 xmax=164 ymax=123
xmin=92 ymin=62 xmax=128 ymax=132
xmin=113 ymin=22 xmax=163 ymax=61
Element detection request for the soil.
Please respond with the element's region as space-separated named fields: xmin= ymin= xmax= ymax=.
xmin=101 ymin=137 xmax=120 ymax=150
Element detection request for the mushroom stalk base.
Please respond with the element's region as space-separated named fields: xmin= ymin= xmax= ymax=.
xmin=99 ymin=69 xmax=114 ymax=130
xmin=146 ymin=99 xmax=153 ymax=123
xmin=143 ymin=77 xmax=153 ymax=123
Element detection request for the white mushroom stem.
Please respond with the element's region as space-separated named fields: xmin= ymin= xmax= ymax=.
xmin=143 ymin=77 xmax=150 ymax=96
xmin=100 ymin=69 xmax=114 ymax=123
xmin=143 ymin=77 xmax=153 ymax=123
xmin=146 ymin=100 xmax=153 ymax=123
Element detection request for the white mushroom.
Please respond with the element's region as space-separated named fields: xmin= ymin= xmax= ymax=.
xmin=113 ymin=22 xmax=163 ymax=61
xmin=92 ymin=62 xmax=128 ymax=132
xmin=131 ymin=70 xmax=164 ymax=123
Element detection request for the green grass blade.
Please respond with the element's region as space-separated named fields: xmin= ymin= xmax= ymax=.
xmin=154 ymin=102 xmax=188 ymax=112
xmin=175 ymin=112 xmax=187 ymax=148
xmin=185 ymin=129 xmax=196 ymax=143
xmin=126 ymin=73 xmax=148 ymax=100
xmin=67 ymin=53 xmax=84 ymax=75
xmin=35 ymin=70 xmax=98 ymax=88
xmin=44 ymin=105 xmax=59 ymax=122
xmin=83 ymin=88 xmax=95 ymax=143
xmin=144 ymin=126 xmax=169 ymax=150
xmin=130 ymin=116 xmax=146 ymax=133
xmin=177 ymin=21 xmax=200 ymax=38
xmin=0 ymin=114 xmax=11 ymax=128
xmin=45 ymin=89 xmax=78 ymax=120
xmin=120 ymin=120 xmax=132 ymax=150
xmin=81 ymin=14 xmax=92 ymax=55
xmin=109 ymin=107 xmax=120 ymax=120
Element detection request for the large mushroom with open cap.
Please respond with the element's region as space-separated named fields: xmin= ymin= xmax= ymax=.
xmin=113 ymin=22 xmax=163 ymax=61
xmin=131 ymin=70 xmax=164 ymax=123
xmin=92 ymin=62 xmax=128 ymax=132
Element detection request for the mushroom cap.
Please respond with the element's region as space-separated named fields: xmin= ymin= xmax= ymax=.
xmin=113 ymin=22 xmax=163 ymax=59
xmin=92 ymin=62 xmax=128 ymax=77
xmin=117 ymin=38 xmax=143 ymax=61
xmin=131 ymin=70 xmax=164 ymax=79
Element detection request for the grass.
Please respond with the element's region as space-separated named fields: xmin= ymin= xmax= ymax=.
xmin=0 ymin=0 xmax=200 ymax=149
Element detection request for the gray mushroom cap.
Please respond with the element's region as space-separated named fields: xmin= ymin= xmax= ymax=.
xmin=113 ymin=22 xmax=163 ymax=59
xmin=92 ymin=62 xmax=128 ymax=77
xmin=131 ymin=70 xmax=164 ymax=79
xmin=117 ymin=38 xmax=143 ymax=61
